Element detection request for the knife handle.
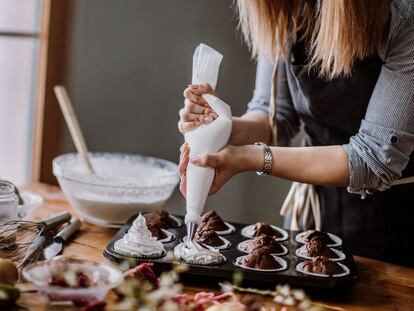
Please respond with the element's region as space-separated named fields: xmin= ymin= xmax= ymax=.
xmin=41 ymin=211 xmax=72 ymax=229
xmin=55 ymin=219 xmax=81 ymax=242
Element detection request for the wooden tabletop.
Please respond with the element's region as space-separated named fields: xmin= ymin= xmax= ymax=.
xmin=16 ymin=183 xmax=414 ymax=310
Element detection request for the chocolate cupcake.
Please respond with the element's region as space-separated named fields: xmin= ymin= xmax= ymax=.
xmin=148 ymin=210 xmax=179 ymax=229
xmin=195 ymin=227 xmax=224 ymax=247
xmin=241 ymin=247 xmax=284 ymax=270
xmin=253 ymin=222 xmax=283 ymax=238
xmin=239 ymin=235 xmax=286 ymax=255
xmin=297 ymin=238 xmax=339 ymax=259
xmin=241 ymin=222 xmax=288 ymax=241
xmin=298 ymin=256 xmax=345 ymax=276
xmin=200 ymin=211 xmax=228 ymax=231
xmin=147 ymin=221 xmax=167 ymax=240
xmin=296 ymin=230 xmax=341 ymax=247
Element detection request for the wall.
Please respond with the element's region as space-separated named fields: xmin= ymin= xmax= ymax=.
xmin=61 ymin=0 xmax=294 ymax=225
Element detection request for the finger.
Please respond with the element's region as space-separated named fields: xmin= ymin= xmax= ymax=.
xmin=180 ymin=175 xmax=187 ymax=197
xmin=179 ymin=142 xmax=188 ymax=153
xmin=180 ymin=108 xmax=214 ymax=123
xmin=178 ymin=151 xmax=189 ymax=176
xmin=188 ymin=83 xmax=215 ymax=95
xmin=183 ymin=88 xmax=209 ymax=107
xmin=190 ymin=153 xmax=221 ymax=168
xmin=178 ymin=121 xmax=202 ymax=133
xmin=184 ymin=99 xmax=212 ymax=115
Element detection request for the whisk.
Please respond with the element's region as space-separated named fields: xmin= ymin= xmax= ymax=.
xmin=0 ymin=211 xmax=71 ymax=266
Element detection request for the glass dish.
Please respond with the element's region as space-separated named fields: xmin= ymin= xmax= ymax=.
xmin=53 ymin=153 xmax=179 ymax=227
xmin=22 ymin=257 xmax=124 ymax=304
xmin=18 ymin=191 xmax=43 ymax=219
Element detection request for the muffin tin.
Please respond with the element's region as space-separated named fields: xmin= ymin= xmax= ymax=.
xmin=103 ymin=214 xmax=358 ymax=289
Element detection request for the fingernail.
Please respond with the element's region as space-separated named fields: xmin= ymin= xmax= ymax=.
xmin=190 ymin=156 xmax=200 ymax=164
xmin=189 ymin=84 xmax=200 ymax=89
xmin=204 ymin=116 xmax=213 ymax=123
xmin=209 ymin=112 xmax=218 ymax=119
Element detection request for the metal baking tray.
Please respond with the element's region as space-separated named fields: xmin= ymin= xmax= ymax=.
xmin=103 ymin=214 xmax=358 ymax=289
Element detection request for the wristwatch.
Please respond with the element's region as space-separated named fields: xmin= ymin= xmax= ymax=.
xmin=254 ymin=142 xmax=273 ymax=176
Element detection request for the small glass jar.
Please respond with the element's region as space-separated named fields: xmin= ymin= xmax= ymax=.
xmin=0 ymin=181 xmax=18 ymax=224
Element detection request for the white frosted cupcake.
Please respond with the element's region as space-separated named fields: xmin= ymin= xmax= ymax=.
xmin=174 ymin=240 xmax=226 ymax=265
xmin=114 ymin=213 xmax=165 ymax=258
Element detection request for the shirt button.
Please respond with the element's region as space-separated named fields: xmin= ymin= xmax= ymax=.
xmin=391 ymin=135 xmax=398 ymax=143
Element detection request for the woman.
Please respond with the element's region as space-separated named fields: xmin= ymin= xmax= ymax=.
xmin=178 ymin=0 xmax=414 ymax=266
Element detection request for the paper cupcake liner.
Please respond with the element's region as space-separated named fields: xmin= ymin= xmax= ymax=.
xmin=113 ymin=247 xmax=166 ymax=259
xmin=241 ymin=225 xmax=288 ymax=241
xmin=158 ymin=229 xmax=175 ymax=243
xmin=215 ymin=222 xmax=236 ymax=236
xmin=295 ymin=247 xmax=346 ymax=262
xmin=182 ymin=235 xmax=231 ymax=250
xmin=170 ymin=215 xmax=184 ymax=228
xmin=176 ymin=254 xmax=227 ymax=266
xmin=295 ymin=231 xmax=342 ymax=247
xmin=234 ymin=255 xmax=288 ymax=272
xmin=295 ymin=261 xmax=350 ymax=278
xmin=237 ymin=240 xmax=288 ymax=256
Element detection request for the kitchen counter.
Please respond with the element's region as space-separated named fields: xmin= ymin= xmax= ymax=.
xmin=16 ymin=183 xmax=414 ymax=310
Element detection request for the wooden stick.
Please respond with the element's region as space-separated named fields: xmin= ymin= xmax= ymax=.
xmin=54 ymin=85 xmax=95 ymax=174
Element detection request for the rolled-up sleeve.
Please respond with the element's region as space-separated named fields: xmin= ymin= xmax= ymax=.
xmin=344 ymin=13 xmax=414 ymax=197
xmin=247 ymin=57 xmax=275 ymax=115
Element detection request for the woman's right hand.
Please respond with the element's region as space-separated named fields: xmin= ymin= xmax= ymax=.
xmin=178 ymin=84 xmax=218 ymax=133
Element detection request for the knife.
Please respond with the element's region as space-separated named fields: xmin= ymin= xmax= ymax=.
xmin=43 ymin=219 xmax=81 ymax=260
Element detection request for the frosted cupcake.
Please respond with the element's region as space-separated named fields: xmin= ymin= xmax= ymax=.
xmin=174 ymin=240 xmax=226 ymax=265
xmin=114 ymin=213 xmax=165 ymax=258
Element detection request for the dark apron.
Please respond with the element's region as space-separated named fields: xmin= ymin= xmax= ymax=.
xmin=284 ymin=38 xmax=414 ymax=266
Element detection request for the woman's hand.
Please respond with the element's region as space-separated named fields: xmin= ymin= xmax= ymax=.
xmin=178 ymin=84 xmax=219 ymax=133
xmin=178 ymin=143 xmax=190 ymax=196
xmin=179 ymin=143 xmax=261 ymax=196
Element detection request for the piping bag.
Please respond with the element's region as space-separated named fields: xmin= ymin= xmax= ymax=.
xmin=184 ymin=44 xmax=232 ymax=239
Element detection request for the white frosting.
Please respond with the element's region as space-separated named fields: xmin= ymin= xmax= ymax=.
xmin=184 ymin=44 xmax=232 ymax=225
xmin=174 ymin=240 xmax=225 ymax=265
xmin=114 ymin=213 xmax=165 ymax=257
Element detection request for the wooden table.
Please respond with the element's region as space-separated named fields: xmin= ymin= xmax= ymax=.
xmin=16 ymin=183 xmax=414 ymax=310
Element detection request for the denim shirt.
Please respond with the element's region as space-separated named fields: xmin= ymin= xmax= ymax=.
xmin=247 ymin=0 xmax=414 ymax=198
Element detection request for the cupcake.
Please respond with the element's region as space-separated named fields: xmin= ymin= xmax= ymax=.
xmin=148 ymin=210 xmax=180 ymax=229
xmin=253 ymin=222 xmax=283 ymax=238
xmin=297 ymin=238 xmax=340 ymax=259
xmin=195 ymin=226 xmax=224 ymax=247
xmin=238 ymin=235 xmax=286 ymax=255
xmin=241 ymin=222 xmax=288 ymax=241
xmin=296 ymin=230 xmax=341 ymax=246
xmin=147 ymin=221 xmax=167 ymax=240
xmin=114 ymin=213 xmax=165 ymax=258
xmin=199 ymin=211 xmax=228 ymax=231
xmin=298 ymin=256 xmax=346 ymax=276
xmin=174 ymin=240 xmax=226 ymax=265
xmin=241 ymin=247 xmax=283 ymax=270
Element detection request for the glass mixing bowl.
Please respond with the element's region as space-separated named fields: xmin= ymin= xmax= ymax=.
xmin=53 ymin=153 xmax=179 ymax=227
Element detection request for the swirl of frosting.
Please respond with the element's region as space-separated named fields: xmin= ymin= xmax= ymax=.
xmin=174 ymin=240 xmax=225 ymax=265
xmin=114 ymin=213 xmax=165 ymax=257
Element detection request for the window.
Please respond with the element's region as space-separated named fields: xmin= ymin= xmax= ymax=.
xmin=0 ymin=0 xmax=41 ymax=184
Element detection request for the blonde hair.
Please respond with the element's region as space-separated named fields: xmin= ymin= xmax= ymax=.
xmin=236 ymin=0 xmax=389 ymax=79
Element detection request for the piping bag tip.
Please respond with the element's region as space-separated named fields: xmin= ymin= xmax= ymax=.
xmin=186 ymin=222 xmax=198 ymax=243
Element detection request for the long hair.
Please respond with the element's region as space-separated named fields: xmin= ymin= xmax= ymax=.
xmin=236 ymin=0 xmax=389 ymax=79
